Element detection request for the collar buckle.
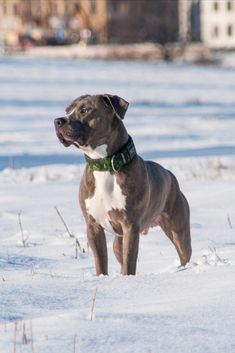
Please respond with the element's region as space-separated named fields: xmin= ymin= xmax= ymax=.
xmin=111 ymin=154 xmax=121 ymax=172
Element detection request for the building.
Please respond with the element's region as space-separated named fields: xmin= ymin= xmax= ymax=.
xmin=3 ymin=0 xmax=235 ymax=50
xmin=0 ymin=0 xmax=108 ymax=46
xmin=179 ymin=0 xmax=201 ymax=43
xmin=0 ymin=0 xmax=22 ymax=46
xmin=0 ymin=0 xmax=179 ymax=48
xmin=179 ymin=0 xmax=235 ymax=49
xmin=201 ymin=0 xmax=235 ymax=49
xmin=106 ymin=0 xmax=179 ymax=44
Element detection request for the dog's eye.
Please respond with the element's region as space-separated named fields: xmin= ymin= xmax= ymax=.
xmin=81 ymin=107 xmax=89 ymax=114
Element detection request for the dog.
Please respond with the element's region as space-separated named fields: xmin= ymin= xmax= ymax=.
xmin=54 ymin=94 xmax=192 ymax=275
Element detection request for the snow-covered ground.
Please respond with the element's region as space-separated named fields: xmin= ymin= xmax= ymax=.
xmin=0 ymin=57 xmax=235 ymax=353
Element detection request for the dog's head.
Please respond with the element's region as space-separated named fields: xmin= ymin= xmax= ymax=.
xmin=54 ymin=94 xmax=129 ymax=151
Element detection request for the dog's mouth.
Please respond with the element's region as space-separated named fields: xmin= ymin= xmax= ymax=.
xmin=56 ymin=130 xmax=85 ymax=148
xmin=56 ymin=131 xmax=72 ymax=147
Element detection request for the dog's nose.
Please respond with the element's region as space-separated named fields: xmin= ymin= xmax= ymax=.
xmin=54 ymin=117 xmax=67 ymax=128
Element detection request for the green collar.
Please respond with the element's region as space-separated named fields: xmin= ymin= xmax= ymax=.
xmin=85 ymin=136 xmax=136 ymax=172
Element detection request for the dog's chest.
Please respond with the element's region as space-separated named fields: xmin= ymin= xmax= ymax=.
xmin=85 ymin=172 xmax=126 ymax=233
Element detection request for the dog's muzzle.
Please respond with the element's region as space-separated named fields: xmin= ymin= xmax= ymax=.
xmin=54 ymin=117 xmax=71 ymax=146
xmin=54 ymin=117 xmax=86 ymax=148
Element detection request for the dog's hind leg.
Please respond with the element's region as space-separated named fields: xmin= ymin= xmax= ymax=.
xmin=159 ymin=192 xmax=192 ymax=266
xmin=113 ymin=235 xmax=123 ymax=266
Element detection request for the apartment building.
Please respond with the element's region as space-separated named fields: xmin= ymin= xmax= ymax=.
xmin=0 ymin=0 xmax=22 ymax=46
xmin=2 ymin=0 xmax=234 ymax=49
xmin=0 ymin=0 xmax=179 ymax=47
xmin=0 ymin=0 xmax=107 ymax=45
xmin=201 ymin=0 xmax=235 ymax=48
xmin=106 ymin=0 xmax=179 ymax=44
xmin=179 ymin=0 xmax=235 ymax=49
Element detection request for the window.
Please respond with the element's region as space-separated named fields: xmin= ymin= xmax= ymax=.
xmin=53 ymin=2 xmax=58 ymax=15
xmin=110 ymin=1 xmax=119 ymax=14
xmin=2 ymin=0 xmax=7 ymax=15
xmin=13 ymin=3 xmax=18 ymax=15
xmin=213 ymin=1 xmax=219 ymax=11
xmin=212 ymin=26 xmax=219 ymax=38
xmin=227 ymin=1 xmax=232 ymax=11
xmin=90 ymin=0 xmax=97 ymax=14
xmin=110 ymin=1 xmax=128 ymax=16
xmin=120 ymin=2 xmax=128 ymax=15
xmin=228 ymin=25 xmax=233 ymax=36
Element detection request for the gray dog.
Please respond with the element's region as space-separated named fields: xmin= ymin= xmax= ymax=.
xmin=54 ymin=94 xmax=192 ymax=275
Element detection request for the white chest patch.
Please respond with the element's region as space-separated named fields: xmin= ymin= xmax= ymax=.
xmin=85 ymin=172 xmax=126 ymax=233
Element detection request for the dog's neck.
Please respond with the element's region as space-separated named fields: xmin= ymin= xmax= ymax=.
xmin=83 ymin=122 xmax=136 ymax=173
xmin=85 ymin=135 xmax=136 ymax=173
xmin=84 ymin=123 xmax=129 ymax=159
xmin=106 ymin=123 xmax=129 ymax=157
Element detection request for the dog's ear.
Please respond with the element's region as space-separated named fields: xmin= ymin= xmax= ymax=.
xmin=102 ymin=94 xmax=129 ymax=120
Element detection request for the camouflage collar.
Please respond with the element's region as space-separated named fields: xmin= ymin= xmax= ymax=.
xmin=85 ymin=136 xmax=136 ymax=172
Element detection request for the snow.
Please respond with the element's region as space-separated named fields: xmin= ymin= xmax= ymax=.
xmin=0 ymin=57 xmax=235 ymax=352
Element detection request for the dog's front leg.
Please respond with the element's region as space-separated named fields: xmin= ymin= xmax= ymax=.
xmin=87 ymin=222 xmax=108 ymax=276
xmin=122 ymin=224 xmax=140 ymax=275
